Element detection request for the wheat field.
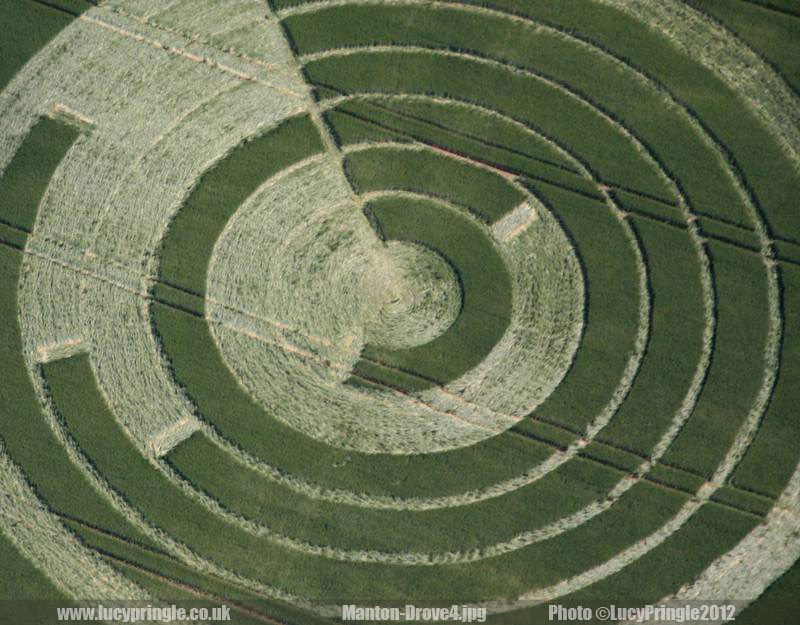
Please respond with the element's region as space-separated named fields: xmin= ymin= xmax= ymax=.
xmin=0 ymin=1 xmax=799 ymax=623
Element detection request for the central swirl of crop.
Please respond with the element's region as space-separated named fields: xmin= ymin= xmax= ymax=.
xmin=364 ymin=240 xmax=463 ymax=351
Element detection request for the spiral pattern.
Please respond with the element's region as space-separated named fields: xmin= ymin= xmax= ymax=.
xmin=0 ymin=0 xmax=799 ymax=623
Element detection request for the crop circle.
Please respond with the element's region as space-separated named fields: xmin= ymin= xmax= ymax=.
xmin=0 ymin=1 xmax=798 ymax=623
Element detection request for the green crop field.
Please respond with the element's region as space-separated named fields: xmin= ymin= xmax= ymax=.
xmin=0 ymin=0 xmax=799 ymax=624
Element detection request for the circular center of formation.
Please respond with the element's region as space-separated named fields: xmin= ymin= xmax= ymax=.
xmin=206 ymin=158 xmax=585 ymax=453
xmin=365 ymin=240 xmax=462 ymax=350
